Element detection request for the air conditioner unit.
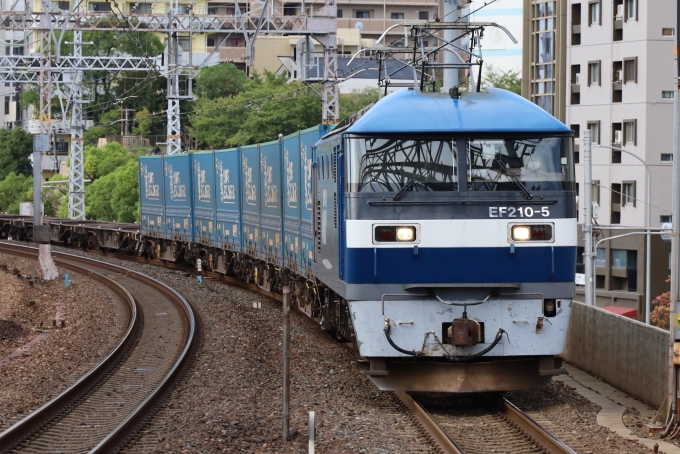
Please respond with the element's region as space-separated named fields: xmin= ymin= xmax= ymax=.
xmin=614 ymin=130 xmax=622 ymax=144
xmin=616 ymin=4 xmax=624 ymax=20
xmin=575 ymin=73 xmax=580 ymax=84
xmin=615 ymin=69 xmax=622 ymax=82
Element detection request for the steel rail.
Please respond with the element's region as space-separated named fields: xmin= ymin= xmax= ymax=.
xmin=393 ymin=391 xmax=464 ymax=454
xmin=0 ymin=242 xmax=196 ymax=453
xmin=502 ymin=399 xmax=577 ymax=454
xmin=0 ymin=242 xmax=139 ymax=450
xmin=394 ymin=391 xmax=576 ymax=454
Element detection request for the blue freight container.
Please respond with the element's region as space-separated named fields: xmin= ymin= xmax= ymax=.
xmin=241 ymin=144 xmax=260 ymax=258
xmin=139 ymin=156 xmax=164 ymax=238
xmin=214 ymin=148 xmax=242 ymax=252
xmin=192 ymin=151 xmax=216 ymax=246
xmin=163 ymin=154 xmax=194 ymax=242
xmin=299 ymin=125 xmax=331 ymax=278
xmin=282 ymin=131 xmax=301 ymax=274
xmin=259 ymin=140 xmax=284 ymax=267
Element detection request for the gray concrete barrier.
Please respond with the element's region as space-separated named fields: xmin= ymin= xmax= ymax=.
xmin=563 ymin=301 xmax=669 ymax=408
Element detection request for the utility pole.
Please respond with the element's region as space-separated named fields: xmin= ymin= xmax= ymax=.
xmin=442 ymin=0 xmax=459 ymax=91
xmin=583 ymin=129 xmax=593 ymax=306
xmin=33 ymin=0 xmax=58 ymax=280
xmin=69 ymin=27 xmax=86 ymax=220
xmin=667 ymin=0 xmax=680 ymax=424
xmin=166 ymin=0 xmax=182 ymax=155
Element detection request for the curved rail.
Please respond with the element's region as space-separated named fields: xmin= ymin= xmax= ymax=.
xmin=0 ymin=242 xmax=196 ymax=453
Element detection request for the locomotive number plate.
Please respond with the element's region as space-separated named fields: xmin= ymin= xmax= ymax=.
xmin=489 ymin=207 xmax=550 ymax=218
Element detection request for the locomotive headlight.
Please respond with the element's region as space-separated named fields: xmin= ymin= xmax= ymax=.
xmin=511 ymin=225 xmax=531 ymax=241
xmin=374 ymin=225 xmax=419 ymax=243
xmin=509 ymin=224 xmax=554 ymax=242
xmin=396 ymin=226 xmax=416 ymax=242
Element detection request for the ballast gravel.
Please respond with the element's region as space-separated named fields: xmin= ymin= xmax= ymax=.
xmin=0 ymin=252 xmax=127 ymax=431
xmin=23 ymin=246 xmax=654 ymax=453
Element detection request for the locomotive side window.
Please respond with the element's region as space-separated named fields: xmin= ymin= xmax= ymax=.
xmin=467 ymin=137 xmax=574 ymax=192
xmin=347 ymin=137 xmax=458 ymax=193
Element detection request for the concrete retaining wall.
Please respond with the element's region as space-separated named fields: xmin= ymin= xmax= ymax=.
xmin=563 ymin=301 xmax=669 ymax=408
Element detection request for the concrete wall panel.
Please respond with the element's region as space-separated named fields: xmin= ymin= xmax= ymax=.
xmin=564 ymin=301 xmax=668 ymax=407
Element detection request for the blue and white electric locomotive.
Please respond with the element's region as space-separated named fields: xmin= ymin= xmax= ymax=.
xmin=313 ymin=87 xmax=576 ymax=392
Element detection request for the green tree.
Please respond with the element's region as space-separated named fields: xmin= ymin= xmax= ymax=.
xmin=190 ymin=72 xmax=321 ymax=148
xmin=195 ymin=64 xmax=248 ymax=100
xmin=483 ymin=65 xmax=522 ymax=95
xmin=0 ymin=172 xmax=32 ymax=214
xmin=132 ymin=107 xmax=153 ymax=135
xmin=110 ymin=161 xmax=140 ymax=222
xmin=86 ymin=172 xmax=118 ymax=221
xmin=0 ymin=128 xmax=33 ymax=179
xmin=84 ymin=141 xmax=134 ymax=181
xmin=339 ymin=87 xmax=379 ymax=120
xmin=86 ymin=160 xmax=139 ymax=222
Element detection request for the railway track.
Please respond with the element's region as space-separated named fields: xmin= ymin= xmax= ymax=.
xmin=396 ymin=392 xmax=577 ymax=454
xmin=0 ymin=242 xmax=196 ymax=453
xmin=12 ymin=240 xmax=576 ymax=454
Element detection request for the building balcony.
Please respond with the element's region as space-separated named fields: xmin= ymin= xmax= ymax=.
xmin=337 ymin=18 xmax=426 ymax=36
xmin=206 ymin=46 xmax=248 ymax=61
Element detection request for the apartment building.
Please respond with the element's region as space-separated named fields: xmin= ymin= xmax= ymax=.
xmin=1 ymin=0 xmax=28 ymax=130
xmin=567 ymin=0 xmax=676 ymax=314
xmin=469 ymin=0 xmax=523 ymax=74
xmin=521 ymin=0 xmax=568 ymax=121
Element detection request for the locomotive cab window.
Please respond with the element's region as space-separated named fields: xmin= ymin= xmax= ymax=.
xmin=347 ymin=137 xmax=458 ymax=193
xmin=467 ymin=137 xmax=574 ymax=192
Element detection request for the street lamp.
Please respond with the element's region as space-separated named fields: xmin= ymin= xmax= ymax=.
xmin=593 ymin=144 xmax=652 ymax=324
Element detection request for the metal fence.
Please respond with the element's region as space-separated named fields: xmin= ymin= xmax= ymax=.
xmin=106 ymin=135 xmax=165 ymax=148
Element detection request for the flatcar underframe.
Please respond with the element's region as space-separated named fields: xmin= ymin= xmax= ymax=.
xmin=0 ymin=215 xmax=564 ymax=392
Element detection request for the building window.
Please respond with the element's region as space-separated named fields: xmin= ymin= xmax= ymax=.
xmin=531 ymin=2 xmax=557 ymax=115
xmin=623 ymin=120 xmax=636 ymax=145
xmin=571 ymin=4 xmax=582 ymax=45
xmin=283 ymin=4 xmax=296 ymax=15
xmin=589 ymin=1 xmax=601 ymax=25
xmin=663 ymin=28 xmax=676 ymax=36
xmin=612 ymin=249 xmax=629 ymax=267
xmin=625 ymin=0 xmax=637 ymax=20
xmin=571 ymin=64 xmax=581 ymax=84
xmin=337 ymin=9 xmax=342 ymax=17
xmin=207 ymin=36 xmax=215 ymax=47
xmin=612 ymin=122 xmax=622 ymax=146
xmin=572 ymin=124 xmax=580 ymax=162
xmin=89 ymin=2 xmax=111 ymax=12
xmin=4 ymin=98 xmax=9 ymax=115
xmin=418 ymin=11 xmax=429 ymax=20
xmin=661 ymin=215 xmax=672 ymax=223
xmin=355 ymin=10 xmax=370 ymax=18
xmin=131 ymin=3 xmax=152 ymax=13
xmin=662 ymin=153 xmax=674 ymax=162
xmin=623 ymin=58 xmax=637 ymax=83
xmin=611 ymin=182 xmax=622 ymax=223
xmin=594 ymin=248 xmax=606 ymax=267
xmin=663 ymin=91 xmax=675 ymax=99
xmin=588 ymin=121 xmax=600 ymax=144
xmin=622 ymin=181 xmax=636 ymax=207
xmin=588 ymin=61 xmax=601 ymax=86
xmin=391 ymin=12 xmax=404 ymax=19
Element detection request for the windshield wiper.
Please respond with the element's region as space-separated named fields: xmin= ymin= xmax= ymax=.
xmin=393 ymin=174 xmax=423 ymax=201
xmin=494 ymin=158 xmax=533 ymax=200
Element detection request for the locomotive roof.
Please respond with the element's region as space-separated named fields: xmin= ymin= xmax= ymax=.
xmin=344 ymin=87 xmax=571 ymax=135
